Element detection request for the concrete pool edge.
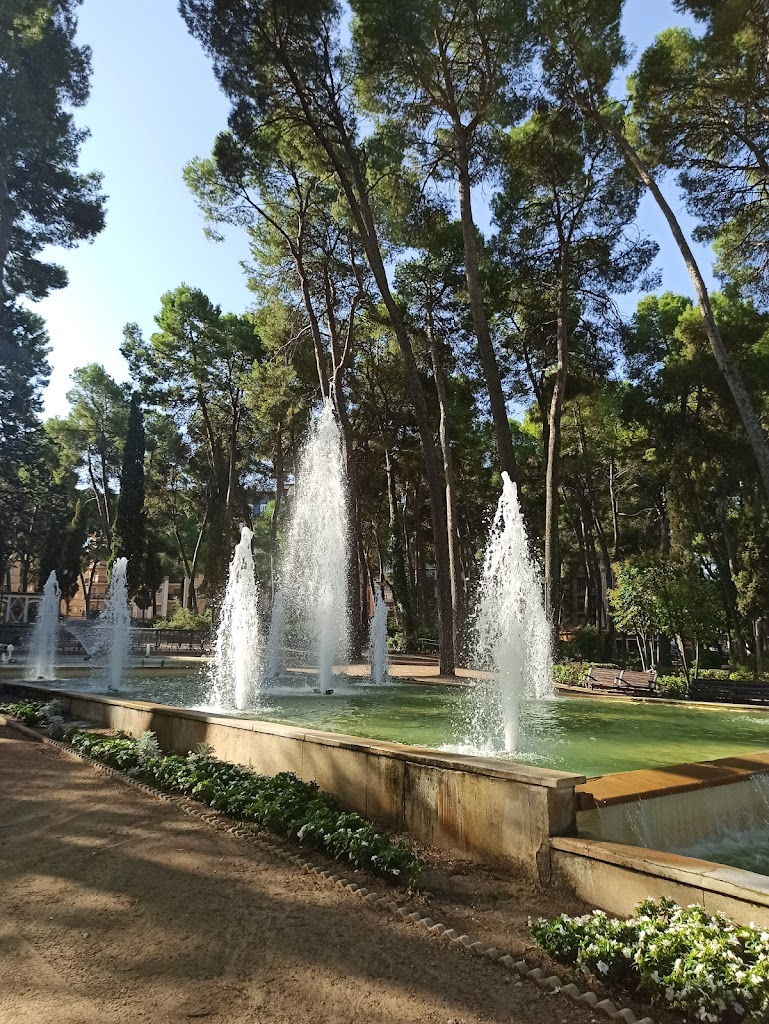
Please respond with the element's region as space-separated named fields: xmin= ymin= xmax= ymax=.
xmin=0 ymin=680 xmax=585 ymax=879
xmin=552 ymin=836 xmax=769 ymax=928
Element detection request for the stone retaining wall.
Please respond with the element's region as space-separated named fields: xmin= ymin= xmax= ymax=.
xmin=1 ymin=680 xmax=585 ymax=879
xmin=552 ymin=836 xmax=769 ymax=928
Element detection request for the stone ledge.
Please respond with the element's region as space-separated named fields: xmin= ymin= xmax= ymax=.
xmin=552 ymin=836 xmax=769 ymax=907
xmin=577 ymin=750 xmax=769 ymax=809
xmin=1 ymin=679 xmax=585 ymax=789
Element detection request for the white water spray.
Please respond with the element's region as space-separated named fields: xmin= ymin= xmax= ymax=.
xmin=101 ymin=557 xmax=131 ymax=690
xmin=264 ymin=588 xmax=286 ymax=682
xmin=369 ymin=589 xmax=390 ymax=685
xmin=28 ymin=570 xmax=61 ymax=680
xmin=274 ymin=402 xmax=351 ymax=689
xmin=210 ymin=526 xmax=262 ymax=710
xmin=465 ymin=472 xmax=553 ymax=753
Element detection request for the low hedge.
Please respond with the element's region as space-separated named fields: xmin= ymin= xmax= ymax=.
xmin=67 ymin=730 xmax=422 ymax=886
xmin=532 ymin=897 xmax=769 ymax=1023
xmin=551 ymin=662 xmax=622 ymax=688
xmin=698 ymin=668 xmax=769 ymax=682
xmin=655 ymin=675 xmax=688 ymax=699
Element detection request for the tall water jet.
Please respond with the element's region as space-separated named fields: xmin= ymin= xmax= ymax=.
xmin=369 ymin=589 xmax=390 ymax=685
xmin=465 ymin=472 xmax=553 ymax=753
xmin=210 ymin=526 xmax=262 ymax=710
xmin=28 ymin=570 xmax=61 ymax=680
xmin=264 ymin=588 xmax=286 ymax=682
xmin=277 ymin=402 xmax=351 ymax=689
xmin=101 ymin=557 xmax=131 ymax=690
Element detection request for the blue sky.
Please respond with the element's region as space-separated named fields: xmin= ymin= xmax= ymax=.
xmin=34 ymin=0 xmax=709 ymax=418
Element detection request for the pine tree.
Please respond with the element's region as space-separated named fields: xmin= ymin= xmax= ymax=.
xmin=110 ymin=392 xmax=146 ymax=595
xmin=59 ymin=497 xmax=88 ymax=611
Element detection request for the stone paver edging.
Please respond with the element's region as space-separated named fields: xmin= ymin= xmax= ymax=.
xmin=0 ymin=713 xmax=654 ymax=1024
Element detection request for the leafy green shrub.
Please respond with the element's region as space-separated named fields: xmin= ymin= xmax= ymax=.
xmin=0 ymin=700 xmax=49 ymax=726
xmin=698 ymin=667 xmax=769 ymax=682
xmin=154 ymin=607 xmax=212 ymax=631
xmin=655 ymin=675 xmax=688 ymax=699
xmin=563 ymin=626 xmax=607 ymax=663
xmin=728 ymin=664 xmax=756 ymax=681
xmin=532 ymin=897 xmax=769 ymax=1023
xmin=552 ymin=662 xmax=589 ymax=687
xmin=67 ymin=732 xmax=421 ymax=885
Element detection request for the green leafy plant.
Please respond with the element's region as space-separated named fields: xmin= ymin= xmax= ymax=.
xmin=135 ymin=730 xmax=161 ymax=766
xmin=154 ymin=607 xmax=212 ymax=631
xmin=66 ymin=731 xmax=421 ymax=885
xmin=655 ymin=675 xmax=688 ymax=699
xmin=552 ymin=662 xmax=589 ymax=687
xmin=0 ymin=700 xmax=49 ymax=726
xmin=532 ymin=898 xmax=769 ymax=1022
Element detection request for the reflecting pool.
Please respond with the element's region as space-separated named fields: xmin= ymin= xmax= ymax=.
xmin=40 ymin=672 xmax=769 ymax=779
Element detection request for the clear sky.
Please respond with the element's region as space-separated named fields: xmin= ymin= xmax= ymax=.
xmin=33 ymin=0 xmax=709 ymax=419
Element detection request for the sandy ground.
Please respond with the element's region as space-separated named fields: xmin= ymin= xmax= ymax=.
xmin=0 ymin=725 xmax=612 ymax=1024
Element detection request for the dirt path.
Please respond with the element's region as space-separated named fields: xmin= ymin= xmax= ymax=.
xmin=0 ymin=725 xmax=601 ymax=1024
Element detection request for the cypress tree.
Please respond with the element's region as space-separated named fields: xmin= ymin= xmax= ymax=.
xmin=110 ymin=392 xmax=146 ymax=595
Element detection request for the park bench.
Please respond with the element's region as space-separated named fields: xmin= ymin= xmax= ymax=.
xmin=583 ymin=666 xmax=659 ymax=696
xmin=689 ymin=678 xmax=769 ymax=705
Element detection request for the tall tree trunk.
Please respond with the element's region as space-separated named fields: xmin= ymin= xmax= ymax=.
xmin=331 ymin=382 xmax=364 ymax=659
xmin=384 ymin=450 xmax=402 ymax=632
xmin=544 ymin=253 xmax=569 ymax=631
xmin=403 ymin=489 xmax=415 ymax=598
xmin=657 ymin=486 xmax=673 ymax=669
xmin=269 ymin=429 xmax=285 ymax=602
xmin=455 ymin=135 xmax=519 ymax=487
xmin=428 ymin=320 xmax=464 ymax=664
xmin=574 ymin=410 xmax=612 ymax=633
xmin=275 ymin=62 xmax=454 ymax=672
xmin=79 ymin=572 xmax=88 ymax=619
xmin=225 ymin=401 xmax=241 ymax=528
xmin=188 ymin=514 xmax=208 ymax=616
xmin=609 ymin=458 xmax=620 ymax=557
xmin=690 ymin=482 xmax=746 ymax=661
xmin=590 ymin=107 xmax=769 ymax=499
xmin=98 ymin=439 xmax=113 ymax=543
xmin=577 ymin=489 xmax=603 ymax=629
xmin=414 ymin=479 xmax=428 ymax=627
xmin=358 ymin=531 xmax=370 ymax=652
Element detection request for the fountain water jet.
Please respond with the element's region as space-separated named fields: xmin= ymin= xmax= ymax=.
xmin=28 ymin=570 xmax=61 ymax=680
xmin=369 ymin=589 xmax=390 ymax=685
xmin=264 ymin=588 xmax=286 ymax=683
xmin=210 ymin=526 xmax=262 ymax=710
xmin=465 ymin=472 xmax=553 ymax=753
xmin=272 ymin=402 xmax=351 ymax=690
xmin=101 ymin=558 xmax=131 ymax=689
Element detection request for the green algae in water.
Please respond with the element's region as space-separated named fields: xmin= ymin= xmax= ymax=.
xmin=42 ymin=673 xmax=769 ymax=779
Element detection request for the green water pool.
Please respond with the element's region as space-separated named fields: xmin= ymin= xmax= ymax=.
xmin=41 ymin=673 xmax=769 ymax=778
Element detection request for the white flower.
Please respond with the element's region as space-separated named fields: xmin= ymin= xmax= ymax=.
xmin=596 ymin=960 xmax=609 ymax=975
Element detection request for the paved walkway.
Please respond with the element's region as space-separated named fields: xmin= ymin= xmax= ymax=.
xmin=0 ymin=725 xmax=598 ymax=1024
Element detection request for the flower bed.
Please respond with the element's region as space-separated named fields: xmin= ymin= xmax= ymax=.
xmin=0 ymin=700 xmax=421 ymax=885
xmin=532 ymin=897 xmax=769 ymax=1022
